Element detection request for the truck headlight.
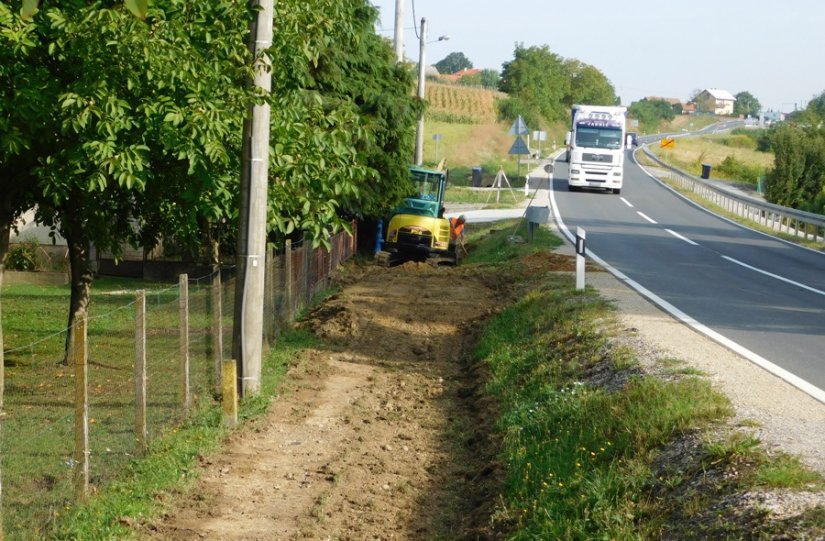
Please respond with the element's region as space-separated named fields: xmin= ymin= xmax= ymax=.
xmin=571 ymin=169 xmax=580 ymax=175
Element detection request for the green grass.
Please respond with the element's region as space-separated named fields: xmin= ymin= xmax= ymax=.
xmin=649 ymin=133 xmax=773 ymax=183
xmin=470 ymin=225 xmax=825 ymax=538
xmin=7 ymin=219 xmax=824 ymax=539
xmin=463 ymin=220 xmax=563 ymax=266
xmin=49 ymin=329 xmax=309 ymax=540
xmin=444 ymin=185 xmax=528 ymax=208
xmin=1 ymin=275 xmax=228 ymax=540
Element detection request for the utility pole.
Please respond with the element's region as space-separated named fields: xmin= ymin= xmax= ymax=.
xmin=414 ymin=17 xmax=427 ymax=166
xmin=393 ymin=0 xmax=404 ymax=63
xmin=233 ymin=0 xmax=273 ymax=397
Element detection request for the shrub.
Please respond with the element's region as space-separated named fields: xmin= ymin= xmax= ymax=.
xmin=720 ymin=134 xmax=756 ymax=149
xmin=6 ymin=242 xmax=38 ymax=271
xmin=716 ymin=155 xmax=764 ymax=185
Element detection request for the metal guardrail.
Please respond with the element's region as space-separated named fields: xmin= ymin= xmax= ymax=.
xmin=639 ymin=146 xmax=825 ymax=244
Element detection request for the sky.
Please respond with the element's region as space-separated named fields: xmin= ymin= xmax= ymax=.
xmin=370 ymin=0 xmax=824 ymax=113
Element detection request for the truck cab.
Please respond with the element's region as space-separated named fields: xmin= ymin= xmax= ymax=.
xmin=566 ymin=105 xmax=628 ymax=194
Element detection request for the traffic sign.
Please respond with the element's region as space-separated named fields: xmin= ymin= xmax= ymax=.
xmin=660 ymin=137 xmax=675 ymax=149
xmin=509 ymin=115 xmax=529 ymax=136
xmin=508 ymin=135 xmax=530 ymax=155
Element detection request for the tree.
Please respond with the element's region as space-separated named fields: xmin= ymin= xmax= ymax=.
xmin=2 ymin=0 xmax=423 ymax=363
xmin=628 ymin=98 xmax=676 ymax=132
xmin=765 ymin=120 xmax=825 ymax=212
xmin=499 ymin=44 xmax=569 ymax=124
xmin=434 ymin=52 xmax=472 ymax=75
xmin=563 ymin=60 xmax=617 ymax=107
xmin=734 ymin=91 xmax=761 ymax=118
xmin=265 ymin=0 xmax=421 ymax=245
xmin=2 ymin=1 xmax=255 ymax=360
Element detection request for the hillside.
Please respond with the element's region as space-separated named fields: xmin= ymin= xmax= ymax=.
xmin=424 ymin=81 xmax=506 ymax=124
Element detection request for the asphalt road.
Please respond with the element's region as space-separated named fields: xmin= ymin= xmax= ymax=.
xmin=547 ymin=150 xmax=825 ymax=397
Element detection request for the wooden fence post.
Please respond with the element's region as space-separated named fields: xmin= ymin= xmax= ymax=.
xmin=179 ymin=274 xmax=191 ymax=417
xmin=135 ymin=290 xmax=148 ymax=454
xmin=303 ymin=242 xmax=311 ymax=306
xmin=72 ymin=314 xmax=89 ymax=501
xmin=284 ymin=240 xmax=293 ymax=322
xmin=211 ymin=271 xmax=223 ymax=397
xmin=222 ymin=360 xmax=238 ymax=427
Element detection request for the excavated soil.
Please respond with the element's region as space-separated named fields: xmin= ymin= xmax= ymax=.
xmin=138 ymin=260 xmax=529 ymax=541
xmin=137 ymin=247 xmax=825 ymax=540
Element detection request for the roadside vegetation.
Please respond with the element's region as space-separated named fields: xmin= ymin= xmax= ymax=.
xmin=468 ymin=222 xmax=825 ymax=539
xmin=648 ymin=129 xmax=773 ymax=185
xmin=5 ymin=221 xmax=822 ymax=539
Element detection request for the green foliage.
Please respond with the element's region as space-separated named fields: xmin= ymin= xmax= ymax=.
xmin=462 ymin=220 xmax=562 ymax=266
xmin=5 ymin=241 xmax=37 ymax=271
xmin=499 ymin=45 xmax=617 ymax=128
xmin=629 ymin=98 xmax=676 ymax=132
xmin=496 ymin=96 xmax=541 ymax=129
xmin=499 ymin=44 xmax=569 ymax=124
xmin=731 ymin=127 xmax=772 ymax=152
xmin=716 ymin=155 xmax=764 ymax=184
xmin=563 ymin=59 xmax=617 ymax=107
xmin=733 ymin=90 xmax=761 ymax=118
xmin=267 ymin=0 xmax=421 ymax=246
xmin=765 ymin=122 xmax=825 ymax=211
xmin=474 ymin=264 xmax=734 ymax=539
xmin=455 ymin=68 xmax=501 ymax=90
xmin=434 ymin=51 xmax=473 ymax=74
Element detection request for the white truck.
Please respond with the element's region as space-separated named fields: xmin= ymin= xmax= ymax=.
xmin=565 ymin=104 xmax=629 ymax=194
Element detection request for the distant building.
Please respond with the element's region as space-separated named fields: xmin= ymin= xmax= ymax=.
xmin=694 ymin=88 xmax=736 ymax=115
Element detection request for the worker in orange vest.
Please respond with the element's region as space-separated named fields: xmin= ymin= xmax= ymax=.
xmin=449 ymin=214 xmax=466 ymax=241
xmin=449 ymin=215 xmax=467 ymax=255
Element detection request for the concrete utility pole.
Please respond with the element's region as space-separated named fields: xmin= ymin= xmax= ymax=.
xmin=414 ymin=17 xmax=427 ymax=166
xmin=233 ymin=0 xmax=273 ymax=397
xmin=393 ymin=0 xmax=404 ymax=63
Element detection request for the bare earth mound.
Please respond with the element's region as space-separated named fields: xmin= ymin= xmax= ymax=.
xmin=139 ymin=262 xmax=517 ymax=540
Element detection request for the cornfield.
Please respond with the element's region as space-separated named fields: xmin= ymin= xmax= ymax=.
xmin=424 ymin=82 xmax=504 ymax=124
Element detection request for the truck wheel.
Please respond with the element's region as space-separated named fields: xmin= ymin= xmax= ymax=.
xmin=612 ymin=188 xmax=621 ymax=194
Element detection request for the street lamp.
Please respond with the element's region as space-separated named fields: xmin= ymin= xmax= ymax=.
xmin=414 ymin=17 xmax=449 ymax=166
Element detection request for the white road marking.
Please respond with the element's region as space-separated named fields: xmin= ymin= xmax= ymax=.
xmin=722 ymin=256 xmax=825 ymax=297
xmin=637 ymin=211 xmax=657 ymax=224
xmin=620 ymin=197 xmax=633 ymax=208
xmin=665 ymin=229 xmax=699 ymax=246
xmin=548 ymin=182 xmax=825 ymax=405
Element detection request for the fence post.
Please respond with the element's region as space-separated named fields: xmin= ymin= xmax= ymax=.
xmin=179 ymin=274 xmax=191 ymax=417
xmin=135 ymin=290 xmax=148 ymax=454
xmin=222 ymin=360 xmax=238 ymax=427
xmin=304 ymin=241 xmax=311 ymax=306
xmin=72 ymin=314 xmax=89 ymax=502
xmin=211 ymin=271 xmax=223 ymax=397
xmin=284 ymin=239 xmax=293 ymax=322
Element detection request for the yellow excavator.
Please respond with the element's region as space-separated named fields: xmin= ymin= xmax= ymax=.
xmin=375 ymin=165 xmax=458 ymax=267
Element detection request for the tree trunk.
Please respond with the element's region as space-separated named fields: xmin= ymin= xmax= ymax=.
xmin=63 ymin=229 xmax=93 ymax=365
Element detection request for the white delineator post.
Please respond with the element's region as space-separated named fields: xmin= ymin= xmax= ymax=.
xmin=576 ymin=227 xmax=586 ymax=291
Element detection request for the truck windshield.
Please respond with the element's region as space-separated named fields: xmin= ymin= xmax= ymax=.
xmin=575 ymin=127 xmax=623 ymax=150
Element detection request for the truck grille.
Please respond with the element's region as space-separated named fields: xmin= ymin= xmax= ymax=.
xmin=582 ymin=153 xmax=614 ymax=164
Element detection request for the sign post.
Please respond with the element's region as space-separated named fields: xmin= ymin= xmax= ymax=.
xmin=575 ymin=227 xmax=586 ymax=291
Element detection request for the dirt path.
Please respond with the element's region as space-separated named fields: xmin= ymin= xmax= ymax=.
xmin=140 ymin=262 xmax=517 ymax=541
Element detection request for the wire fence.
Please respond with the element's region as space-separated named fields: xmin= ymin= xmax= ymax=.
xmin=0 ymin=224 xmax=357 ymax=540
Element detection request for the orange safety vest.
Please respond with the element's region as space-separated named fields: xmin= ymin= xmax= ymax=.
xmin=450 ymin=217 xmax=464 ymax=240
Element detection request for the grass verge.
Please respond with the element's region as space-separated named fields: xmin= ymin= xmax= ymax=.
xmin=470 ymin=224 xmax=825 ymax=539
